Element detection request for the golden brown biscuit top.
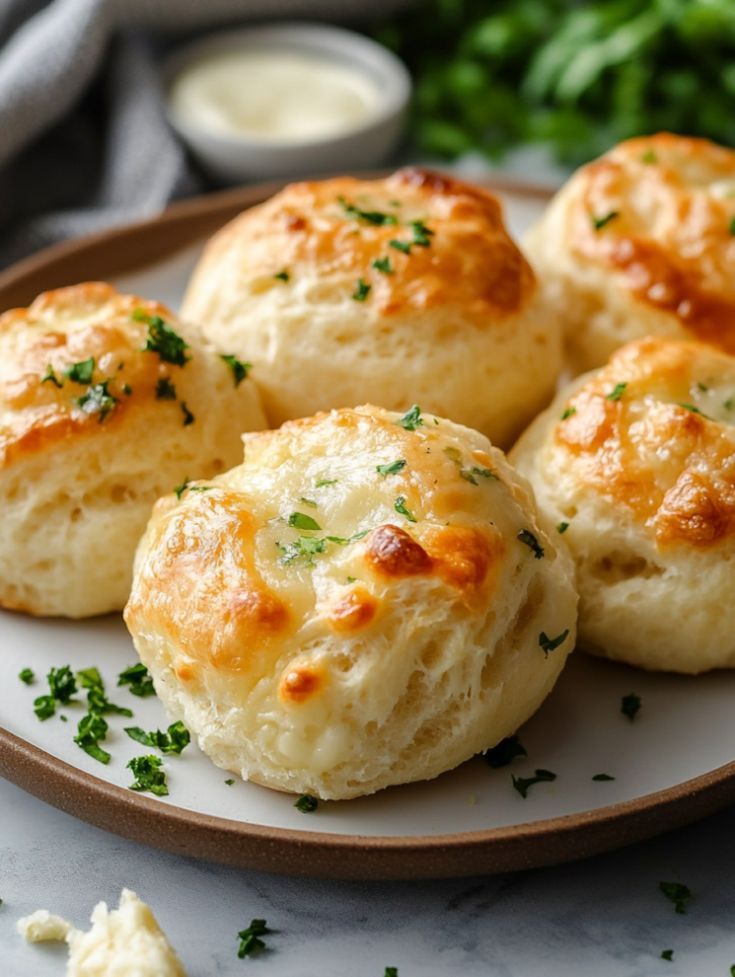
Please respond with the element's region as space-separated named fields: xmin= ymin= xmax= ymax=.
xmin=125 ymin=405 xmax=563 ymax=695
xmin=566 ymin=133 xmax=735 ymax=351
xmin=0 ymin=282 xmax=206 ymax=467
xmin=189 ymin=167 xmax=536 ymax=322
xmin=554 ymin=336 xmax=735 ymax=548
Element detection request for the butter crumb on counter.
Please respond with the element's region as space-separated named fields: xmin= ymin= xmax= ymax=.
xmin=17 ymin=889 xmax=187 ymax=977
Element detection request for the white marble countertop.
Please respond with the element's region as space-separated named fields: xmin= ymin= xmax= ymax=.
xmin=1 ymin=774 xmax=734 ymax=976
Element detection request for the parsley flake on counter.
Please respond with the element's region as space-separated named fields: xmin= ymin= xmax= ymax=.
xmin=127 ymin=754 xmax=168 ymax=796
xmin=117 ymin=663 xmax=155 ymax=697
xmin=41 ymin=364 xmax=63 ymax=388
xmin=397 ymin=404 xmax=423 ymax=431
xmin=557 ymin=521 xmax=570 ymax=534
xmin=394 ymin=496 xmax=417 ymax=523
xmin=591 ymin=210 xmax=619 ymax=231
xmin=518 ymin=529 xmax=544 ymax=559
xmin=606 ymin=382 xmax=628 ymax=402
xmin=220 ymin=354 xmax=252 ymax=387
xmin=389 ymin=239 xmax=412 ymax=254
xmin=352 ymin=278 xmax=371 ymax=302
xmin=661 ymin=950 xmax=674 ymax=961
xmin=316 ymin=478 xmax=338 ymax=487
xmin=76 ymin=381 xmax=117 ymax=422
xmin=512 ymin=768 xmax=557 ymax=798
xmin=484 ymin=735 xmax=527 ymax=768
xmin=18 ymin=668 xmax=35 ymax=685
xmin=592 ymin=773 xmax=615 ymax=781
xmin=621 ymin=692 xmax=641 ymax=721
xmin=237 ymin=918 xmax=271 ymax=958
xmin=538 ymin=629 xmax=569 ymax=655
xmin=338 ymin=196 xmax=398 ymax=226
xmin=295 ymin=793 xmax=319 ymax=813
xmin=155 ymin=377 xmax=177 ymax=401
xmin=125 ymin=720 xmax=190 ymax=755
xmin=180 ymin=401 xmax=195 ymax=426
xmin=377 ymin=459 xmax=407 ymax=477
xmin=65 ymin=357 xmax=95 ymax=384
xmin=560 ymin=406 xmax=576 ymax=420
xmin=460 ymin=466 xmax=497 ymax=485
xmin=372 ymin=256 xmax=393 ymax=274
xmin=288 ymin=511 xmax=321 ymax=531
xmin=74 ymin=711 xmax=111 ymax=765
xmin=225 ymin=778 xmax=235 ymax=786
xmin=273 ymin=269 xmax=290 ymax=282
xmin=410 ymin=219 xmax=435 ymax=247
xmin=659 ymin=881 xmax=692 ymax=914
xmin=136 ymin=310 xmax=190 ymax=366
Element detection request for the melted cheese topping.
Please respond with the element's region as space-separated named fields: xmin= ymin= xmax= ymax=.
xmin=554 ymin=336 xmax=735 ymax=548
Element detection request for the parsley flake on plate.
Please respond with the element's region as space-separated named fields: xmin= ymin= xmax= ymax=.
xmin=155 ymin=377 xmax=177 ymax=401
xmin=125 ymin=721 xmax=190 ymax=755
xmin=117 ymin=663 xmax=155 ymax=697
xmin=538 ymin=629 xmax=569 ymax=655
xmin=225 ymin=778 xmax=235 ymax=786
xmin=237 ymin=918 xmax=270 ymax=958
xmin=33 ymin=695 xmax=57 ymax=721
xmin=77 ymin=667 xmax=132 ymax=717
xmin=384 ymin=969 xmax=399 ymax=977
xmin=220 ymin=354 xmax=252 ymax=387
xmin=512 ymin=768 xmax=557 ymax=798
xmin=592 ymin=773 xmax=615 ymax=781
xmin=660 ymin=950 xmax=674 ymax=961
xmin=376 ymin=459 xmax=407 ymax=477
xmin=294 ymin=794 xmax=319 ymax=813
xmin=518 ymin=529 xmax=544 ymax=559
xmin=18 ymin=668 xmax=34 ymax=685
xmin=397 ymin=404 xmax=423 ymax=431
xmin=127 ymin=755 xmax=168 ymax=796
xmin=288 ymin=512 xmax=321 ymax=532
xmin=621 ymin=692 xmax=641 ymax=721
xmin=659 ymin=881 xmax=692 ymax=914
xmin=64 ymin=357 xmax=95 ymax=385
xmin=74 ymin=711 xmax=111 ymax=765
xmin=484 ymin=735 xmax=527 ymax=768
xmin=136 ymin=310 xmax=190 ymax=367
xmin=394 ymin=496 xmax=417 ymax=522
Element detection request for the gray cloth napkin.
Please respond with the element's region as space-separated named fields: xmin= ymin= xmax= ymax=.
xmin=0 ymin=0 xmax=412 ymax=268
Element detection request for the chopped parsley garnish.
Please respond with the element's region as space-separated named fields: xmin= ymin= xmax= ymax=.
xmin=377 ymin=459 xmax=407 ymax=477
xmin=538 ymin=629 xmax=569 ymax=654
xmin=273 ymin=269 xmax=290 ymax=282
xmin=591 ymin=210 xmax=619 ymax=231
xmin=76 ymin=381 xmax=117 ymax=422
xmin=155 ymin=377 xmax=177 ymax=401
xmin=484 ymin=735 xmax=527 ymax=768
xmin=48 ymin=666 xmax=78 ymax=704
xmin=277 ymin=536 xmax=328 ymax=566
xmin=136 ymin=310 xmax=190 ymax=366
xmin=77 ymin=667 xmax=132 ymax=717
xmin=641 ymin=149 xmax=658 ymax=164
xmin=295 ymin=793 xmax=319 ymax=813
xmin=122 ymin=383 xmax=132 ymax=396
xmin=225 ymin=778 xmax=235 ymax=786
xmin=117 ymin=663 xmax=155 ymax=697
xmin=125 ymin=721 xmax=190 ymax=755
xmin=237 ymin=918 xmax=270 ymax=958
xmin=660 ymin=949 xmax=674 ymax=961
xmin=316 ymin=478 xmax=338 ymax=487
xmin=127 ymin=755 xmax=168 ymax=796
xmin=220 ymin=354 xmax=251 ymax=387
xmin=298 ymin=497 xmax=318 ymax=508
xmin=460 ymin=466 xmax=497 ymax=485
xmin=352 ymin=278 xmax=371 ymax=301
xmin=385 ymin=969 xmax=399 ymax=977
xmin=180 ymin=401 xmax=195 ymax=426
xmin=372 ymin=257 xmax=393 ymax=274
xmin=173 ymin=477 xmax=190 ymax=500
xmin=394 ymin=496 xmax=417 ymax=522
xmin=65 ymin=357 xmax=95 ymax=384
xmin=730 ymin=217 xmax=735 ymax=236
xmin=74 ymin=711 xmax=111 ymax=764
xmin=697 ymin=382 xmax=709 ymax=392
xmin=288 ymin=512 xmax=321 ymax=532
xmin=33 ymin=695 xmax=56 ymax=721
xmin=512 ymin=768 xmax=557 ymax=798
xmin=410 ymin=219 xmax=435 ymax=247
xmin=659 ymin=881 xmax=692 ymax=914
xmin=606 ymin=382 xmax=628 ymax=402
xmin=397 ymin=404 xmax=423 ymax=430
xmin=592 ymin=773 xmax=615 ymax=781
xmin=561 ymin=406 xmax=576 ymax=420
xmin=389 ymin=239 xmax=412 ymax=254
xmin=518 ymin=529 xmax=544 ymax=559
xmin=338 ymin=196 xmax=398 ymax=226
xmin=678 ymin=402 xmax=711 ymax=419
xmin=18 ymin=668 xmax=34 ymax=685
xmin=725 ymin=398 xmax=734 ymax=411
xmin=325 ymin=530 xmax=369 ymax=545
xmin=621 ymin=692 xmax=641 ymax=721
xmin=41 ymin=364 xmax=63 ymax=388
xmin=557 ymin=521 xmax=569 ymax=534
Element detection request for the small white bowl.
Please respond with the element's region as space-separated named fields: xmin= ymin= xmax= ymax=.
xmin=163 ymin=23 xmax=412 ymax=184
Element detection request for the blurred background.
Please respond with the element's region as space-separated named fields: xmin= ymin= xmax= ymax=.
xmin=1 ymin=0 xmax=734 ymax=266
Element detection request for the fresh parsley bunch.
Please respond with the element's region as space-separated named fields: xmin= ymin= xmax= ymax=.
xmin=374 ymin=0 xmax=735 ymax=164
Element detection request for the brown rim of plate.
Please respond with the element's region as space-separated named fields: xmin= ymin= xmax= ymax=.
xmin=1 ymin=171 xmax=732 ymax=881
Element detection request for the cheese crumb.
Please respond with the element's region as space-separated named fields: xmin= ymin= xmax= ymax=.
xmin=17 ymin=909 xmax=72 ymax=943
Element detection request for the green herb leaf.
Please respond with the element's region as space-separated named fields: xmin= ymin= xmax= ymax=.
xmin=352 ymin=278 xmax=371 ymax=301
xmin=512 ymin=768 xmax=556 ymax=798
xmin=389 ymin=239 xmax=412 ymax=254
xmin=127 ymin=754 xmax=169 ymax=796
xmin=220 ymin=354 xmax=252 ymax=387
xmin=592 ymin=773 xmax=615 ymax=781
xmin=410 ymin=219 xmax=435 ymax=246
xmin=124 ymin=721 xmax=190 ymax=755
xmin=273 ymin=269 xmax=290 ymax=282
xmin=641 ymin=149 xmax=658 ymax=164
xmin=41 ymin=364 xmax=63 ymax=388
xmin=277 ymin=536 xmax=328 ymax=566
xmin=136 ymin=311 xmax=190 ymax=367
xmin=122 ymin=383 xmax=132 ymax=396
xmin=173 ymin=477 xmax=190 ymax=500
xmin=397 ymin=404 xmax=423 ymax=430
xmin=325 ymin=531 xmax=369 ymax=545
xmin=660 ymin=949 xmax=673 ymax=961
xmin=385 ymin=969 xmax=399 ymax=977
xmin=48 ymin=666 xmax=77 ymax=704
xmin=659 ymin=881 xmax=692 ymax=914
xmin=180 ymin=401 xmax=195 ymax=426
xmin=621 ymin=692 xmax=641 ymax=721
xmin=298 ymin=497 xmax=318 ymax=508
xmin=557 ymin=521 xmax=569 ymax=534
xmin=295 ymin=793 xmax=319 ymax=813
xmin=338 ymin=196 xmax=398 ymax=226
xmin=377 ymin=459 xmax=407 ymax=477
xmin=677 ymin=402 xmax=712 ymax=419
xmin=74 ymin=712 xmax=111 ymax=765
xmin=538 ymin=629 xmax=569 ymax=654
xmin=518 ymin=529 xmax=544 ymax=558
xmin=484 ymin=735 xmax=527 ymax=768
xmin=155 ymin=377 xmax=177 ymax=401
xmin=372 ymin=257 xmax=394 ymax=274
xmin=316 ymin=478 xmax=338 ymax=487
xmin=730 ymin=217 xmax=735 ymax=236
xmin=237 ymin=918 xmax=270 ymax=958
xmin=561 ymin=406 xmax=576 ymax=420
xmin=288 ymin=512 xmax=322 ymax=531
xmin=33 ymin=695 xmax=56 ymax=721
xmin=225 ymin=778 xmax=235 ymax=786
xmin=77 ymin=667 xmax=132 ymax=717
xmin=460 ymin=466 xmax=497 ymax=485
xmin=76 ymin=381 xmax=117 ymax=422
xmin=18 ymin=668 xmax=35 ymax=685
xmin=606 ymin=382 xmax=628 ymax=402
xmin=64 ymin=357 xmax=95 ymax=384
xmin=394 ymin=496 xmax=417 ymax=522
xmin=117 ymin=663 xmax=155 ymax=697
xmin=591 ymin=210 xmax=619 ymax=231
